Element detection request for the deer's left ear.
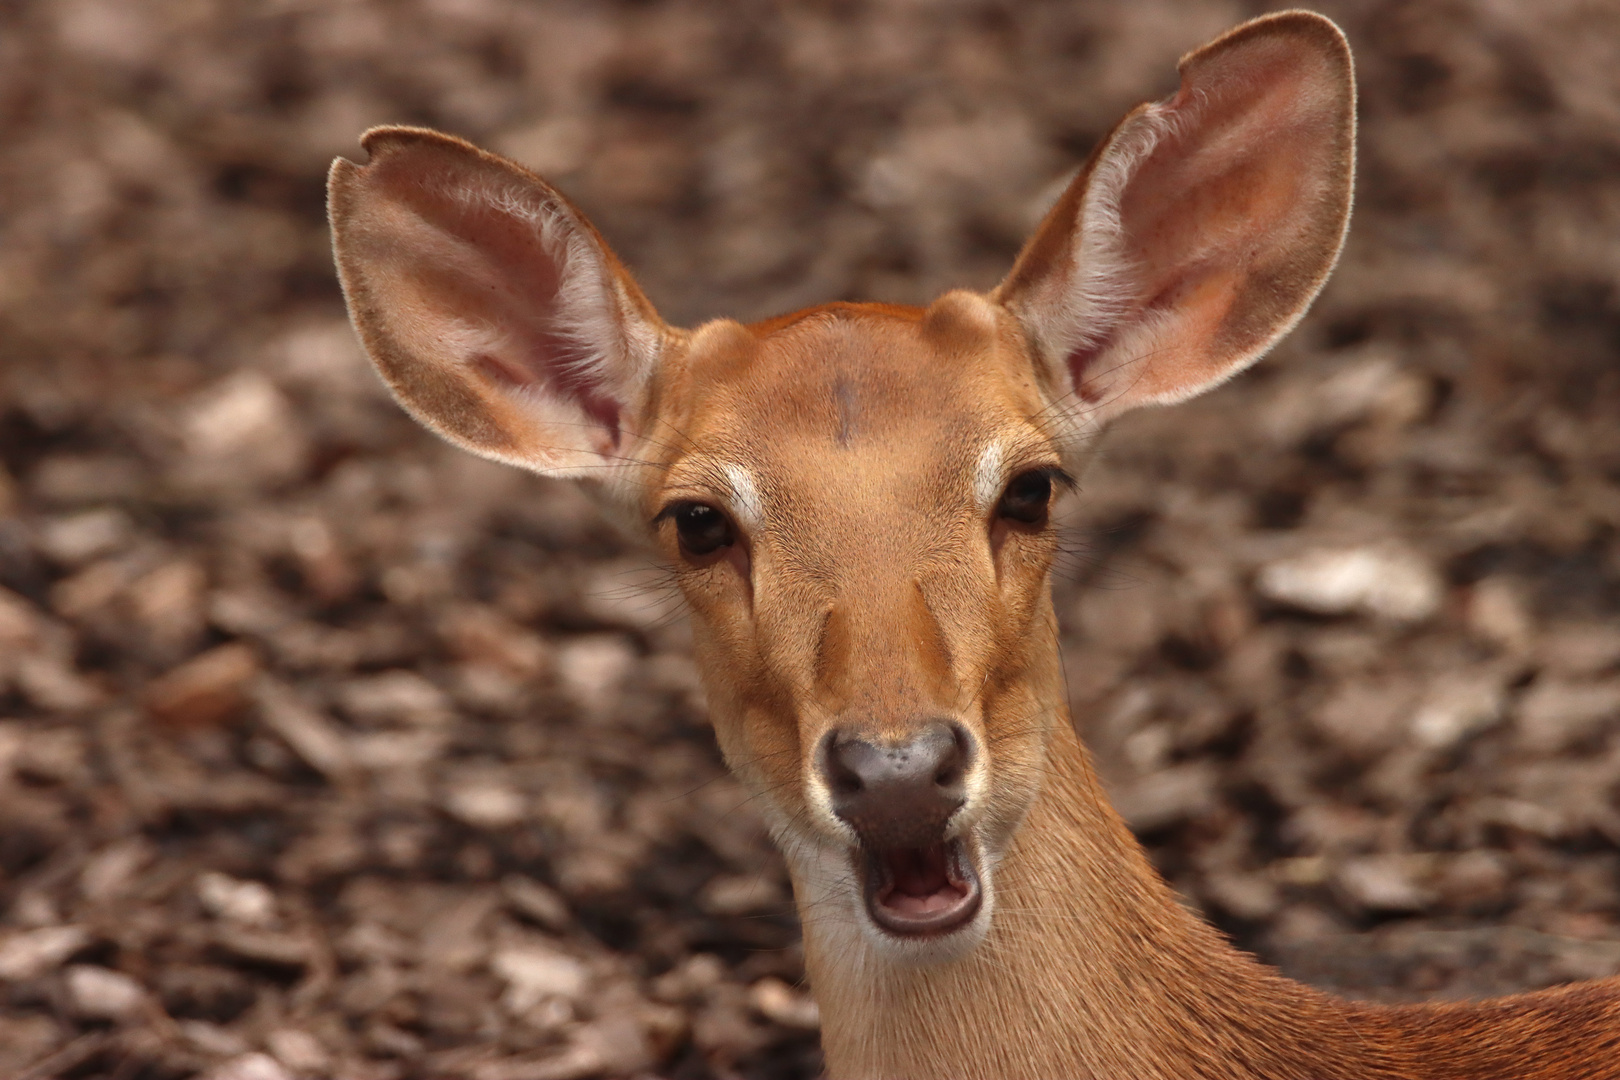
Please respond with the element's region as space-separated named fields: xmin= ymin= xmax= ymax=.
xmin=994 ymin=10 xmax=1355 ymax=429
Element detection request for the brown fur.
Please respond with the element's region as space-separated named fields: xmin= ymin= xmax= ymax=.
xmin=328 ymin=10 xmax=1620 ymax=1079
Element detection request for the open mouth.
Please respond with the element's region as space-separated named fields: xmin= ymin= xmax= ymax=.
xmin=860 ymin=837 xmax=982 ymax=937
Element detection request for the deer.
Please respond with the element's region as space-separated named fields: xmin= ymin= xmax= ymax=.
xmin=326 ymin=10 xmax=1620 ymax=1079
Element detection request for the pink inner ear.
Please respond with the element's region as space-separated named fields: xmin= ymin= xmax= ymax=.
xmin=1067 ymin=262 xmax=1231 ymax=401
xmin=1067 ymin=340 xmax=1108 ymax=400
xmin=375 ymin=148 xmax=626 ymax=447
xmin=545 ymin=359 xmax=624 ymax=448
xmin=471 ymin=349 xmax=622 ymax=447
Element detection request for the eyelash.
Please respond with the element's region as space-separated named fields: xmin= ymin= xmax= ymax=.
xmin=656 ymin=500 xmax=738 ymax=558
xmin=997 ymin=467 xmax=1072 ymax=526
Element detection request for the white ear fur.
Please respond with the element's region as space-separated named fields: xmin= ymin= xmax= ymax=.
xmin=1008 ymin=108 xmax=1177 ymax=407
xmin=995 ymin=10 xmax=1356 ymax=448
xmin=328 ymin=126 xmax=671 ymax=491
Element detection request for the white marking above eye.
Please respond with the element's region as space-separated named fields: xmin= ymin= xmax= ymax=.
xmin=722 ymin=463 xmax=764 ymax=532
xmin=974 ymin=441 xmax=1007 ymax=516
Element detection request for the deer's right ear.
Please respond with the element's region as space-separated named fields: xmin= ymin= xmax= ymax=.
xmin=328 ymin=126 xmax=670 ymax=484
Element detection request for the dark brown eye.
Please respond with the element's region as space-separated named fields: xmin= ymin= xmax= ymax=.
xmin=670 ymin=502 xmax=735 ymax=556
xmin=998 ymin=470 xmax=1053 ymax=525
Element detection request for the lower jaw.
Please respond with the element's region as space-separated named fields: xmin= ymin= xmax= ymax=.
xmin=859 ymin=836 xmax=984 ymax=939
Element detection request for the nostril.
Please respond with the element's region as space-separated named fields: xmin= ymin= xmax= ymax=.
xmin=820 ymin=730 xmax=864 ymax=798
xmin=932 ymin=721 xmax=970 ymax=791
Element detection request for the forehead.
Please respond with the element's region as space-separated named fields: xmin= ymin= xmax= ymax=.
xmin=665 ymin=297 xmax=1052 ymax=491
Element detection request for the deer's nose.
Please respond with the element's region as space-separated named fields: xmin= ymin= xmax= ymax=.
xmin=820 ymin=721 xmax=969 ymax=848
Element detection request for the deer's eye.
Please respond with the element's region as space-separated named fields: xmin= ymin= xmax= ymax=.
xmin=670 ymin=502 xmax=735 ymax=556
xmin=998 ymin=470 xmax=1054 ymax=526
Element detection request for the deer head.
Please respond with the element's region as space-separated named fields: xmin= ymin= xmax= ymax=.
xmin=328 ymin=9 xmax=1354 ymax=965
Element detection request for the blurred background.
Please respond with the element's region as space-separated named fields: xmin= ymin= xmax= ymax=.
xmin=3 ymin=0 xmax=1620 ymax=1077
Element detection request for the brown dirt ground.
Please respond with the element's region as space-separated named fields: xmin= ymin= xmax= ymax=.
xmin=3 ymin=1 xmax=1620 ymax=1077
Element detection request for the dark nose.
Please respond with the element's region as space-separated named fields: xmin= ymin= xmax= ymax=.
xmin=820 ymin=721 xmax=969 ymax=848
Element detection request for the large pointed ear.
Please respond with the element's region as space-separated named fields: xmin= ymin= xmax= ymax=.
xmin=994 ymin=10 xmax=1355 ymax=434
xmin=328 ymin=126 xmax=672 ymax=484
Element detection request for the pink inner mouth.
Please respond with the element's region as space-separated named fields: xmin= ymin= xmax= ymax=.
xmin=863 ymin=839 xmax=982 ymax=935
xmin=874 ymin=844 xmax=969 ymax=917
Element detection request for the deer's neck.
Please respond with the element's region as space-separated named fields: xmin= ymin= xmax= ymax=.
xmin=796 ymin=713 xmax=1376 ymax=1080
